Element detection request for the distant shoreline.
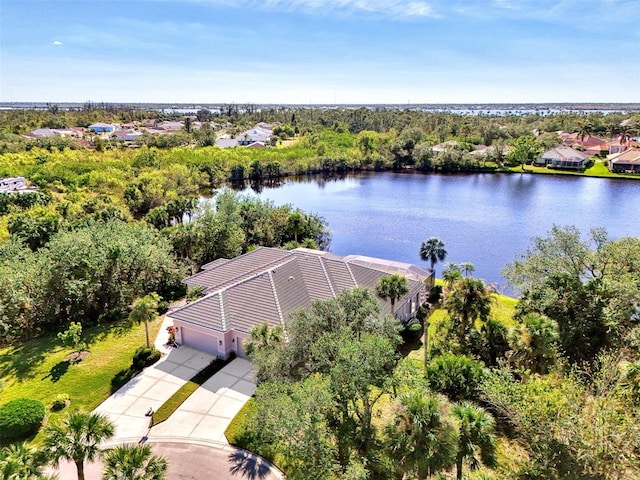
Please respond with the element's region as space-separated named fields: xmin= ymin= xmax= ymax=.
xmin=2 ymin=101 xmax=640 ymax=114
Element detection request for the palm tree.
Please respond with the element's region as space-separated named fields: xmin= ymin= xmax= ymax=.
xmin=618 ymin=123 xmax=636 ymax=151
xmin=444 ymin=278 xmax=495 ymax=347
xmin=0 ymin=442 xmax=54 ymax=480
xmin=442 ymin=262 xmax=462 ymax=289
xmin=385 ymin=391 xmax=456 ymax=479
xmin=129 ymin=292 xmax=161 ymax=348
xmin=245 ymin=323 xmax=284 ymax=357
xmin=452 ymin=402 xmax=497 ymax=480
xmin=44 ymin=411 xmax=115 ymax=480
xmin=375 ymin=274 xmax=409 ymax=317
xmin=102 ymin=444 xmax=168 ymax=480
xmin=459 ymin=262 xmax=476 ymax=277
xmin=420 ymin=237 xmax=447 ymax=274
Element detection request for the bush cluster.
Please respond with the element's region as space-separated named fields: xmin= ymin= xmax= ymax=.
xmin=132 ymin=347 xmax=161 ymax=370
xmin=51 ymin=393 xmax=70 ymax=411
xmin=0 ymin=398 xmax=46 ymax=440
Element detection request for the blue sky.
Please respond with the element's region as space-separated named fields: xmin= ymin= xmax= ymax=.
xmin=1 ymin=0 xmax=639 ymax=103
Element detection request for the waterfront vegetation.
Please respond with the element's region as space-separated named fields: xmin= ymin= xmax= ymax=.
xmin=1 ymin=106 xmax=640 ymax=478
xmin=227 ymin=228 xmax=640 ymax=480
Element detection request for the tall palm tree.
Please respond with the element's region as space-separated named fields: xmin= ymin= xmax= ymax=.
xmin=0 ymin=442 xmax=54 ymax=480
xmin=129 ymin=292 xmax=161 ymax=348
xmin=385 ymin=391 xmax=456 ymax=479
xmin=420 ymin=237 xmax=447 ymax=274
xmin=618 ymin=123 xmax=636 ymax=151
xmin=44 ymin=411 xmax=115 ymax=480
xmin=102 ymin=444 xmax=168 ymax=480
xmin=444 ymin=278 xmax=495 ymax=347
xmin=375 ymin=274 xmax=409 ymax=317
xmin=452 ymin=402 xmax=497 ymax=480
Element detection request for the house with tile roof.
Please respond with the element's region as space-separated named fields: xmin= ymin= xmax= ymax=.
xmin=535 ymin=146 xmax=591 ymax=169
xmin=608 ymin=149 xmax=640 ymax=173
xmin=167 ymin=247 xmax=434 ymax=358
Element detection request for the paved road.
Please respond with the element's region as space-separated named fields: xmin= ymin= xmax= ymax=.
xmin=50 ymin=441 xmax=283 ymax=480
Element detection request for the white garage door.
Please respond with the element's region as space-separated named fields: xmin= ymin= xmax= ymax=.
xmin=180 ymin=328 xmax=219 ymax=356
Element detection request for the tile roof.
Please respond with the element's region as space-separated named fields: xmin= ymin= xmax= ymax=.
xmin=541 ymin=146 xmax=590 ymax=161
xmin=170 ymin=247 xmax=431 ymax=334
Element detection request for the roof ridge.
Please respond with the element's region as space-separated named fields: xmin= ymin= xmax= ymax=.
xmin=318 ymin=256 xmax=337 ymax=298
xmin=219 ymin=293 xmax=227 ymax=331
xmin=268 ymin=271 xmax=286 ymax=329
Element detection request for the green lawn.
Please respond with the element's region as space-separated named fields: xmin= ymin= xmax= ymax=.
xmin=512 ymin=160 xmax=639 ymax=180
xmin=0 ymin=318 xmax=163 ymax=440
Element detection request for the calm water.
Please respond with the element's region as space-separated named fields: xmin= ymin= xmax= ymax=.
xmin=234 ymin=172 xmax=640 ymax=294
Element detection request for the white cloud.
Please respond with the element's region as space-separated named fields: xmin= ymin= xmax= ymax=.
xmin=52 ymin=40 xmax=63 ymax=46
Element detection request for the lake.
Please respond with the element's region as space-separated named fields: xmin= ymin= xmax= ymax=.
xmin=231 ymin=172 xmax=640 ymax=294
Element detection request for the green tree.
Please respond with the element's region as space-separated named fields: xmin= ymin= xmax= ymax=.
xmin=452 ymin=402 xmax=497 ymax=480
xmin=129 ymin=292 xmax=161 ymax=348
xmin=442 ymin=262 xmax=462 ymax=289
xmin=0 ymin=442 xmax=53 ymax=480
xmin=459 ymin=261 xmax=476 ymax=277
xmin=375 ymin=274 xmax=409 ymax=316
xmin=419 ymin=237 xmax=447 ymax=273
xmin=44 ymin=411 xmax=115 ymax=480
xmin=385 ymin=391 xmax=456 ymax=479
xmin=508 ymin=135 xmax=542 ymax=171
xmin=248 ymin=376 xmax=338 ymax=480
xmin=101 ymin=444 xmax=168 ymax=480
xmin=509 ymin=313 xmax=558 ymax=374
xmin=57 ymin=321 xmax=86 ymax=357
xmin=426 ymin=354 xmax=486 ymax=401
xmin=444 ymin=277 xmax=495 ymax=348
xmin=7 ymin=207 xmax=61 ymax=251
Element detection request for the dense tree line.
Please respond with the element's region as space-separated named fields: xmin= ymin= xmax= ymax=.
xmin=0 ymin=189 xmax=330 ymax=344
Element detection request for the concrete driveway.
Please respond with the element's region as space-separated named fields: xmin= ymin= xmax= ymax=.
xmin=55 ymin=345 xmax=280 ymax=479
xmin=94 ymin=346 xmax=256 ymax=445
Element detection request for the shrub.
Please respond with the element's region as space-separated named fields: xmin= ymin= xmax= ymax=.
xmin=0 ymin=398 xmax=46 ymax=440
xmin=427 ymin=285 xmax=443 ymax=305
xmin=51 ymin=393 xmax=70 ymax=411
xmin=426 ymin=354 xmax=486 ymax=401
xmin=132 ymin=347 xmax=161 ymax=370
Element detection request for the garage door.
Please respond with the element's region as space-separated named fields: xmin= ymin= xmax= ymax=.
xmin=180 ymin=328 xmax=219 ymax=356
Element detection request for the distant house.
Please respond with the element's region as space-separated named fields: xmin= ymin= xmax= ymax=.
xmin=536 ymin=146 xmax=591 ymax=169
xmin=88 ymin=123 xmax=116 ymax=133
xmin=559 ymin=132 xmax=607 ymax=157
xmin=167 ymin=247 xmax=434 ymax=359
xmin=608 ymin=149 xmax=640 ymax=173
xmin=112 ymin=130 xmax=142 ymax=142
xmin=24 ymin=128 xmax=79 ymax=139
xmin=0 ymin=176 xmax=28 ymax=192
xmin=237 ymin=127 xmax=272 ymax=146
xmin=156 ymin=121 xmax=184 ymax=132
xmin=608 ymin=138 xmax=639 ymax=154
xmin=432 ymin=140 xmax=459 ymax=152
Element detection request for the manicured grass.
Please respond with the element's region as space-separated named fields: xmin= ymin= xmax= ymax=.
xmin=151 ymin=356 xmax=232 ymax=426
xmin=0 ymin=318 xmax=163 ymax=442
xmin=510 ymin=161 xmax=639 ymax=180
xmin=224 ymin=397 xmax=256 ymax=446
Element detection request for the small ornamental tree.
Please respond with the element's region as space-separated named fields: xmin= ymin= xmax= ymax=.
xmin=57 ymin=322 xmax=86 ymax=357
